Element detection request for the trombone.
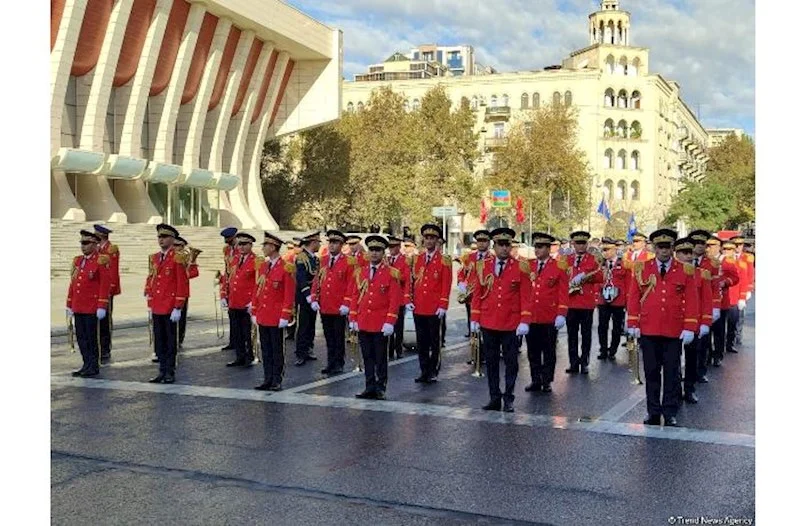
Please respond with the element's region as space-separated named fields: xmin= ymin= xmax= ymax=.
xmin=213 ymin=270 xmax=226 ymax=340
xmin=627 ymin=336 xmax=643 ymax=385
xmin=251 ymin=320 xmax=261 ymax=364
xmin=469 ymin=330 xmax=483 ymax=377
xmin=348 ymin=327 xmax=363 ymax=372
xmin=67 ymin=313 xmax=75 ymax=353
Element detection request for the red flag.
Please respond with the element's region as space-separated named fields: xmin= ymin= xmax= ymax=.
xmin=515 ymin=197 xmax=525 ymax=224
xmin=480 ymin=199 xmax=488 ymax=224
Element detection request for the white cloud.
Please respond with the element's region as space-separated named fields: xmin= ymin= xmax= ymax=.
xmin=288 ymin=0 xmax=754 ymax=133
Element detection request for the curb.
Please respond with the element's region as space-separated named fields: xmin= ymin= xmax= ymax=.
xmin=51 ymin=314 xmax=218 ymax=338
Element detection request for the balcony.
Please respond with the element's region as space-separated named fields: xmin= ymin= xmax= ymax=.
xmin=484 ymin=106 xmax=511 ymax=121
xmin=484 ymin=137 xmax=508 ymax=150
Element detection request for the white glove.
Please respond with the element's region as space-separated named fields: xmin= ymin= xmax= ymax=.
xmin=382 ymin=323 xmax=394 ymax=336
xmin=712 ymin=308 xmax=720 ymax=322
xmin=251 ymin=315 xmax=257 ymax=325
xmin=680 ymin=330 xmax=694 ymax=345
xmin=170 ymin=308 xmax=182 ymax=323
xmin=310 ymin=301 xmax=320 ymax=312
xmin=406 ymin=303 xmax=415 ymax=312
xmin=554 ymin=315 xmax=566 ymax=330
xmin=435 ymin=308 xmax=447 ymax=319
xmin=339 ymin=305 xmax=349 ymax=316
xmin=738 ymin=299 xmax=746 ymax=310
xmin=220 ymin=298 xmax=228 ymax=309
xmin=746 ymin=292 xmax=752 ymax=301
xmin=457 ymin=282 xmax=468 ymax=294
xmin=470 ymin=321 xmax=480 ymax=332
xmin=247 ymin=303 xmax=253 ymax=314
xmin=516 ymin=323 xmax=529 ymax=336
xmin=570 ymin=272 xmax=586 ymax=287
xmin=305 ymin=295 xmax=312 ymax=305
xmin=96 ymin=308 xmax=106 ymax=320
xmin=627 ymin=327 xmax=641 ymax=338
xmin=65 ymin=308 xmax=73 ymax=318
xmin=699 ymin=324 xmax=710 ymax=337
xmin=349 ymin=321 xmax=359 ymax=332
xmin=278 ymin=318 xmax=289 ymax=328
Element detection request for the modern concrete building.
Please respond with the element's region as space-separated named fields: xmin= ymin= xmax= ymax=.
xmin=707 ymin=128 xmax=745 ymax=148
xmin=408 ymin=44 xmax=476 ymax=77
xmin=51 ymin=0 xmax=342 ymax=229
xmin=353 ymin=52 xmax=447 ymax=83
xmin=343 ymin=0 xmax=710 ymax=235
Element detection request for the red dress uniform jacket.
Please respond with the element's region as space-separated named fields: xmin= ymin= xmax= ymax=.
xmin=725 ymin=256 xmax=748 ymax=306
xmin=222 ymin=252 xmax=257 ymax=309
xmin=566 ymin=252 xmax=602 ymax=310
xmin=387 ymin=253 xmax=412 ymax=305
xmin=410 ymin=251 xmax=453 ymax=315
xmin=310 ymin=253 xmax=355 ymax=314
xmin=624 ymin=249 xmax=654 ymax=265
xmin=736 ymin=252 xmax=755 ymax=294
xmin=457 ymin=250 xmax=493 ymax=296
xmin=528 ymin=257 xmax=569 ymax=324
xmin=347 ymin=263 xmax=402 ymax=332
xmin=596 ymin=257 xmax=629 ymax=308
xmin=694 ymin=266 xmax=714 ymax=329
xmin=144 ymin=248 xmax=188 ymax=315
xmin=626 ymin=259 xmax=700 ymax=338
xmin=67 ymin=253 xmax=111 ymax=314
xmin=98 ymin=241 xmax=121 ymax=296
xmin=696 ymin=256 xmax=738 ymax=310
xmin=470 ymin=258 xmax=533 ymax=331
xmin=186 ymin=263 xmax=199 ymax=298
xmin=218 ymin=244 xmax=237 ymax=292
xmin=252 ymin=257 xmax=296 ymax=326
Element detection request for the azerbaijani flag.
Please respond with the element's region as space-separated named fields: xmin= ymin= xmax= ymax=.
xmin=491 ymin=189 xmax=511 ymax=208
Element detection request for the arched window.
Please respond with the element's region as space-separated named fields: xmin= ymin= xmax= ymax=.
xmin=411 ymin=99 xmax=420 ymax=111
xmin=403 ymin=100 xmax=410 ymax=112
xmin=619 ymin=56 xmax=628 ymax=76
xmin=502 ymin=94 xmax=509 ymax=107
xmin=604 ymin=119 xmax=614 ymax=137
xmin=490 ymin=95 xmax=497 ymax=108
xmin=617 ymin=120 xmax=628 ymax=138
xmin=631 ymin=90 xmax=641 ymax=109
xmin=616 ymin=149 xmax=627 ymax=170
xmin=631 ymin=121 xmax=642 ymax=139
xmin=604 ymin=149 xmax=614 ymax=169
xmin=471 ymin=96 xmax=479 ymax=110
xmin=604 ymin=179 xmax=615 ymax=200
xmin=346 ymin=102 xmax=354 ymax=113
xmin=599 ymin=21 xmax=606 ymax=43
xmin=605 ymin=54 xmax=615 ymax=75
xmin=532 ymin=92 xmax=540 ymax=109
xmin=564 ymin=90 xmax=572 ymax=107
xmin=631 ymin=57 xmax=640 ymax=76
xmin=357 ymin=101 xmax=364 ymax=112
xmin=617 ymin=89 xmax=628 ymax=109
xmin=616 ymin=180 xmax=627 ymax=201
xmin=520 ymin=93 xmax=529 ymax=109
xmin=631 ymin=150 xmax=640 ymax=170
xmin=553 ymin=92 xmax=561 ymax=106
xmin=631 ymin=180 xmax=640 ymax=200
xmin=604 ymin=88 xmax=615 ymax=108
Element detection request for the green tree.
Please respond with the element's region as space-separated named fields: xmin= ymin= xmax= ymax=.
xmin=663 ymin=180 xmax=737 ymax=231
xmin=259 ymin=139 xmax=298 ymax=229
xmin=703 ymin=134 xmax=755 ymax=225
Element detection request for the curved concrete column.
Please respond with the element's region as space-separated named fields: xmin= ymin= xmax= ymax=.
xmin=51 ymin=170 xmax=86 ymax=220
xmin=75 ymin=175 xmax=127 ymax=222
xmin=113 ymin=181 xmax=162 ymax=223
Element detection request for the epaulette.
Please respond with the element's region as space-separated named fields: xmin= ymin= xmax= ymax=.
xmin=107 ymin=244 xmax=118 ymax=255
xmin=710 ymin=258 xmax=720 ymax=268
xmin=519 ymin=259 xmax=531 ymax=274
xmin=98 ymin=254 xmax=110 ymax=265
xmin=745 ymin=253 xmax=755 ymax=263
xmin=592 ymin=253 xmax=603 ymax=265
xmin=622 ymin=259 xmax=633 ymax=270
xmin=557 ymin=258 xmax=569 ymax=271
xmin=390 ymin=267 xmax=401 ymax=281
xmin=701 ymin=269 xmax=712 ymax=281
xmin=683 ymin=262 xmax=695 ymax=276
xmin=254 ymin=256 xmax=265 ymax=270
xmin=633 ymin=261 xmax=644 ymax=273
xmin=296 ymin=252 xmax=309 ymax=265
xmin=646 ymin=253 xmax=655 ymax=261
xmin=284 ymin=261 xmax=296 ymax=274
xmin=174 ymin=251 xmax=187 ymax=264
xmin=442 ymin=255 xmax=452 ymax=267
xmin=347 ymin=255 xmax=356 ymax=266
xmin=738 ymin=260 xmax=747 ymax=269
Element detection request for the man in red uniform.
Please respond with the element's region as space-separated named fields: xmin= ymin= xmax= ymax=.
xmin=565 ymin=231 xmax=602 ymax=374
xmin=386 ymin=235 xmax=412 ymax=360
xmin=524 ymin=232 xmax=568 ymax=394
xmin=346 ymin=235 xmax=370 ymax=270
xmin=409 ymin=224 xmax=453 ymax=384
xmin=402 ymin=236 xmax=418 ymax=257
xmin=282 ymin=239 xmax=300 ymax=341
xmin=626 ymin=229 xmax=699 ymax=427
xmin=623 ymin=231 xmax=652 ymax=266
xmin=687 ymin=230 xmax=723 ymax=382
xmin=67 ymin=230 xmax=111 ymax=377
xmin=347 ymin=235 xmax=402 ymax=400
xmin=732 ymin=235 xmax=754 ymax=347
xmin=252 ymin=232 xmax=296 ymax=391
xmin=173 ymin=236 xmax=198 ymax=348
xmin=597 ymin=237 xmax=629 ymax=361
xmin=144 ymin=224 xmax=188 ymax=383
xmin=457 ymin=230 xmax=491 ymax=338
xmin=470 ymin=227 xmax=532 ymax=412
xmin=549 ymin=238 xmax=562 ymax=260
xmin=310 ymin=230 xmax=355 ymax=375
xmin=219 ymin=227 xmax=238 ymax=351
xmin=93 ymin=224 xmax=119 ymax=363
xmin=703 ymin=236 xmax=740 ymax=367
xmin=674 ymin=236 xmax=712 ymax=404
xmin=722 ymin=239 xmax=748 ymax=355
xmin=222 ymin=232 xmax=258 ymax=367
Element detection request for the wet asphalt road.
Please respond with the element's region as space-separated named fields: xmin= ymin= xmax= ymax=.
xmin=51 ymin=303 xmax=755 ymax=525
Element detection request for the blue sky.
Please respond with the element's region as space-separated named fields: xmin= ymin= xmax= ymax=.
xmin=287 ymin=0 xmax=755 ymax=136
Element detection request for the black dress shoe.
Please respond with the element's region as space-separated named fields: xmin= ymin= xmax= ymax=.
xmin=396 ymin=351 xmax=403 ymax=359
xmin=321 ymin=367 xmax=331 ymax=374
xmin=643 ymin=414 xmax=661 ymax=426
xmin=414 ymin=375 xmax=428 ymax=383
xmin=597 ymin=352 xmax=608 ymax=360
xmin=306 ymin=353 xmax=318 ymax=361
xmin=80 ymin=370 xmax=99 ymax=378
xmin=355 ymin=390 xmax=375 ymax=399
xmin=608 ymin=353 xmax=617 ymax=360
xmin=254 ymin=383 xmax=270 ymax=391
xmin=712 ymin=357 xmax=721 ymax=367
xmin=226 ymin=359 xmax=246 ymax=367
xmin=294 ymin=358 xmax=307 ymax=366
xmin=664 ymin=416 xmax=678 ymax=427
xmin=374 ymin=391 xmax=386 ymax=400
xmin=221 ymin=345 xmax=233 ymax=351
xmin=328 ymin=367 xmax=343 ymax=375
xmin=524 ymin=383 xmax=541 ymax=392
xmin=71 ymin=369 xmax=86 ymax=377
xmin=482 ymin=400 xmax=502 ymax=411
xmin=428 ymin=375 xmax=438 ymax=383
xmin=268 ymin=384 xmax=282 ymax=392
xmin=503 ymin=401 xmax=515 ymax=413
xmin=151 ymin=355 xmax=159 ymax=363
xmin=100 ymin=354 xmax=111 ymax=364
xmin=541 ymin=383 xmax=552 ymax=393
xmin=580 ymin=364 xmax=589 ymax=375
xmin=684 ymin=392 xmax=699 ymax=404
xmin=727 ymin=348 xmax=738 ymax=354
xmin=163 ymin=375 xmax=175 ymax=384
xmin=697 ymin=375 xmax=709 ymax=384
xmin=241 ymin=360 xmax=255 ymax=368
xmin=565 ymin=366 xmax=579 ymax=374
xmin=149 ymin=374 xmax=165 ymax=383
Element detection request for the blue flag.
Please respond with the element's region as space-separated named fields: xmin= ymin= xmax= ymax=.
xmin=597 ymin=197 xmax=611 ymax=221
xmin=627 ymin=212 xmax=637 ymax=243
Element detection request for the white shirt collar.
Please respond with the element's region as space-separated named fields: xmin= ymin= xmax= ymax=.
xmin=658 ymin=258 xmax=673 ymax=272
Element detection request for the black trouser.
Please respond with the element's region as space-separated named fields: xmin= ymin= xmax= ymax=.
xmin=75 ymin=313 xmax=100 ymax=373
xmin=286 ymin=301 xmax=298 ymax=340
xmin=296 ymin=300 xmax=317 ymax=358
xmin=321 ymin=313 xmax=347 ymax=370
xmin=567 ymin=308 xmax=594 ymax=367
xmin=258 ymin=325 xmax=284 ymax=386
xmin=360 ymin=331 xmax=389 ymax=393
xmin=230 ymin=308 xmax=253 ymax=362
xmin=441 ymin=314 xmax=447 ymax=346
xmin=227 ymin=309 xmax=234 ymax=345
xmin=465 ymin=303 xmax=471 ymax=332
xmin=698 ymin=331 xmax=710 ymax=377
xmin=735 ymin=304 xmax=746 ymax=345
xmin=597 ymin=304 xmax=624 ymax=356
xmin=683 ymin=332 xmax=709 ymax=394
xmin=414 ymin=314 xmax=442 ymax=378
xmin=526 ymin=323 xmax=557 ymax=386
xmin=99 ymin=296 xmax=113 ymax=357
xmin=178 ymin=299 xmax=189 ymax=346
xmin=711 ymin=309 xmax=728 ymax=361
xmin=152 ymin=313 xmax=178 ymax=376
xmin=725 ymin=307 xmax=739 ymax=352
xmin=389 ymin=306 xmax=405 ymax=357
xmin=640 ymin=335 xmax=682 ymax=418
xmin=482 ymin=328 xmax=520 ymax=404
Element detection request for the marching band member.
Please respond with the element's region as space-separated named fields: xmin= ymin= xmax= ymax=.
xmin=173 ymin=236 xmax=198 ymax=348
xmin=94 ymin=224 xmax=119 ymax=363
xmin=703 ymin=236 xmax=740 ymax=367
xmin=346 ymin=235 xmax=370 ymax=270
xmin=144 ymin=224 xmax=188 ymax=384
xmin=252 ymin=233 xmax=296 ymax=391
xmin=470 ymin=227 xmax=532 ymax=412
xmin=222 ymin=233 xmax=258 ymax=368
xmin=732 ymin=235 xmax=754 ymax=347
xmin=219 ymin=227 xmax=238 ymax=351
xmin=347 ymin=235 xmax=403 ymax=400
xmin=67 ymin=230 xmax=111 ymax=377
xmin=565 ymin=231 xmax=602 ymax=375
xmin=549 ymin=238 xmax=562 ymax=261
xmin=283 ymin=238 xmax=301 ymax=341
xmin=458 ymin=230 xmax=492 ymax=360
xmin=409 ymin=224 xmax=452 ymax=384
xmin=687 ymin=230 xmax=718 ymax=383
xmin=624 ymin=231 xmax=653 ymax=265
xmin=524 ymin=233 xmax=568 ymax=394
xmin=294 ymin=232 xmax=321 ymax=366
xmin=597 ymin=237 xmax=629 ymax=361
xmin=626 ymin=229 xmax=699 ymax=427
xmin=722 ymin=239 xmax=748 ymax=355
xmin=386 ymin=235 xmax=412 ymax=360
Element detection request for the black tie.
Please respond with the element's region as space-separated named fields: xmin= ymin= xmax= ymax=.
xmin=576 ymin=255 xmax=582 ymax=267
xmin=329 ymin=256 xmax=335 ymax=269
xmin=370 ymin=265 xmax=377 ymax=280
xmin=498 ymin=260 xmax=505 ymax=276
xmin=239 ymin=255 xmax=244 ymax=267
xmin=159 ymin=252 xmax=165 ymax=264
xmin=537 ymin=260 xmax=544 ymax=274
xmin=478 ymin=253 xmax=483 ymax=261
xmin=426 ymin=254 xmax=431 ymax=265
xmin=694 ymin=258 xmax=699 ymax=267
xmin=660 ymin=262 xmax=667 ymax=278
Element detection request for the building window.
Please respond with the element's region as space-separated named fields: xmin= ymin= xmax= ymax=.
xmin=605 ymin=54 xmax=615 ymax=74
xmin=603 ymin=119 xmax=614 ymax=137
xmin=604 ymin=178 xmax=614 ymax=200
xmin=471 ymin=96 xmax=479 ymax=110
xmin=521 ymin=93 xmax=529 ymax=109
xmin=532 ymin=92 xmax=540 ymax=109
xmin=412 ymin=99 xmax=420 ymax=111
xmin=493 ymin=122 xmax=505 ymax=138
xmin=631 ymin=57 xmax=640 ymax=76
xmin=616 ymin=180 xmax=627 ymax=201
xmin=502 ymin=94 xmax=509 ymax=107
xmin=604 ymin=88 xmax=615 ymax=108
xmin=616 ymin=149 xmax=627 ymax=170
xmin=631 ymin=180 xmax=640 ymax=200
xmin=604 ymin=148 xmax=614 ymax=169
xmin=553 ymin=92 xmax=561 ymax=106
xmin=490 ymin=95 xmax=497 ymax=108
xmin=631 ymin=90 xmax=642 ymax=109
xmin=619 ymin=56 xmax=628 ymax=76
xmin=631 ymin=150 xmax=640 ymax=170
xmin=346 ymin=102 xmax=354 ymax=113
xmin=617 ymin=89 xmax=628 ymax=109
xmin=564 ymin=90 xmax=572 ymax=107
xmin=357 ymin=101 xmax=364 ymax=112
xmin=631 ymin=121 xmax=642 ymax=139
xmin=617 ymin=119 xmax=628 ymax=138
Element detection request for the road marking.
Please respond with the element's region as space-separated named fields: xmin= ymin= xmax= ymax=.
xmin=50 ymin=344 xmax=228 ymax=376
xmin=598 ymin=386 xmax=647 ymax=422
xmin=51 ymin=376 xmax=754 ymax=449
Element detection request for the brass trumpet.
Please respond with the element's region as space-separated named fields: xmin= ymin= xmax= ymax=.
xmin=469 ymin=330 xmax=483 ymax=377
xmin=627 ymin=337 xmax=643 ymax=385
xmin=67 ymin=313 xmax=75 ymax=353
xmin=348 ymin=328 xmax=363 ymax=372
xmin=568 ymin=267 xmax=601 ymax=295
xmin=251 ymin=320 xmax=261 ymax=364
xmin=213 ymin=270 xmax=226 ymax=340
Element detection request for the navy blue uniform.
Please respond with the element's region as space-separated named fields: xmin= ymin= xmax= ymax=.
xmin=295 ymin=249 xmax=319 ymax=360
